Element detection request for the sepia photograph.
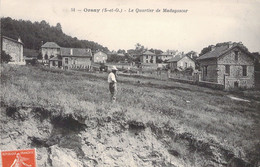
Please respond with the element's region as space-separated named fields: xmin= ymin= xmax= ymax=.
xmin=0 ymin=0 xmax=260 ymax=166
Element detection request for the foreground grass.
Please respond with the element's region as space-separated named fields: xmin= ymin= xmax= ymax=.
xmin=1 ymin=64 xmax=260 ymax=165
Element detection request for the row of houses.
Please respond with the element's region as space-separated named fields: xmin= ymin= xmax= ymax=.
xmin=0 ymin=36 xmax=109 ymax=69
xmin=1 ymin=35 xmax=257 ymax=89
xmin=131 ymin=43 xmax=256 ymax=89
xmin=41 ymin=42 xmax=108 ymax=70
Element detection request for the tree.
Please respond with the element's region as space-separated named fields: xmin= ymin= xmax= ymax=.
xmin=44 ymin=54 xmax=48 ymax=60
xmin=199 ymin=45 xmax=212 ymax=56
xmin=149 ymin=48 xmax=163 ymax=55
xmin=156 ymin=56 xmax=163 ymax=63
xmin=37 ymin=52 xmax=43 ymax=59
xmin=1 ymin=50 xmax=12 ymax=63
xmin=55 ymin=23 xmax=62 ymax=32
xmin=135 ymin=43 xmax=145 ymax=54
xmin=117 ymin=49 xmax=126 ymax=54
xmin=1 ymin=17 xmax=110 ymax=51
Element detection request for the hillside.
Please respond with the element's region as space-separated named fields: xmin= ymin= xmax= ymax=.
xmin=1 ymin=17 xmax=109 ymax=51
xmin=1 ymin=64 xmax=260 ymax=166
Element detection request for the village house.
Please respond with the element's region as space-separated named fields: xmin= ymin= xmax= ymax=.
xmin=158 ymin=50 xmax=178 ymax=62
xmin=1 ymin=35 xmax=25 ymax=65
xmin=61 ymin=47 xmax=92 ymax=70
xmin=49 ymin=56 xmax=62 ymax=68
xmin=168 ymin=54 xmax=196 ymax=71
xmin=197 ymin=43 xmax=255 ymax=89
xmin=93 ymin=51 xmax=108 ymax=63
xmin=41 ymin=42 xmax=61 ymax=63
xmin=140 ymin=50 xmax=157 ymax=64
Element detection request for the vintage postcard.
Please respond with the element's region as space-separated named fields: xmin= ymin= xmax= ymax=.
xmin=1 ymin=0 xmax=260 ymax=166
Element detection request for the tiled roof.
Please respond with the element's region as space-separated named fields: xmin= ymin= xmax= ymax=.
xmin=197 ymin=45 xmax=229 ymax=60
xmin=60 ymin=47 xmax=92 ymax=57
xmin=143 ymin=50 xmax=155 ymax=55
xmin=167 ymin=55 xmax=184 ymax=62
xmin=41 ymin=42 xmax=60 ymax=48
xmin=2 ymin=36 xmax=24 ymax=45
xmin=197 ymin=44 xmax=254 ymax=60
xmin=49 ymin=56 xmax=61 ymax=61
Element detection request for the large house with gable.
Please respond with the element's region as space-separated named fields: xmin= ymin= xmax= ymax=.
xmin=41 ymin=42 xmax=61 ymax=63
xmin=168 ymin=54 xmax=196 ymax=71
xmin=140 ymin=50 xmax=157 ymax=64
xmin=93 ymin=51 xmax=108 ymax=63
xmin=197 ymin=42 xmax=255 ymax=89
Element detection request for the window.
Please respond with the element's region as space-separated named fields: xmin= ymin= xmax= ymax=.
xmin=204 ymin=66 xmax=208 ymax=76
xmin=146 ymin=55 xmax=148 ymax=59
xmin=242 ymin=65 xmax=247 ymax=76
xmin=52 ymin=61 xmax=55 ymax=66
xmin=225 ymin=65 xmax=230 ymax=75
xmin=65 ymin=58 xmax=68 ymax=64
xmin=185 ymin=62 xmax=187 ymax=68
xmin=234 ymin=51 xmax=239 ymax=61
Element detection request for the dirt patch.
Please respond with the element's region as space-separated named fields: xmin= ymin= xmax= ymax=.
xmin=0 ymin=106 xmax=257 ymax=167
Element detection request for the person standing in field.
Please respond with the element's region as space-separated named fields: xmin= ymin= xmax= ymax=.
xmin=108 ymin=66 xmax=118 ymax=102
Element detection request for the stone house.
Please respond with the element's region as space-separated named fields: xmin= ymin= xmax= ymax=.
xmin=197 ymin=43 xmax=255 ymax=89
xmin=41 ymin=42 xmax=61 ymax=63
xmin=61 ymin=48 xmax=92 ymax=70
xmin=1 ymin=36 xmax=25 ymax=64
xmin=93 ymin=51 xmax=108 ymax=63
xmin=140 ymin=50 xmax=156 ymax=64
xmin=168 ymin=55 xmax=196 ymax=71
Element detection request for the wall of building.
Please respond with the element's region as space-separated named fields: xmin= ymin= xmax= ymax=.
xmin=217 ymin=48 xmax=254 ymax=89
xmin=169 ymin=62 xmax=177 ymax=71
xmin=41 ymin=48 xmax=60 ymax=60
xmin=49 ymin=60 xmax=62 ymax=68
xmin=141 ymin=55 xmax=156 ymax=64
xmin=2 ymin=38 xmax=23 ymax=63
xmin=93 ymin=52 xmax=107 ymax=63
xmin=199 ymin=59 xmax=218 ymax=82
xmin=62 ymin=57 xmax=91 ymax=70
xmin=177 ymin=56 xmax=195 ymax=70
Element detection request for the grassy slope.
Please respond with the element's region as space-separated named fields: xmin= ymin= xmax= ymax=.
xmin=1 ymin=64 xmax=260 ymax=165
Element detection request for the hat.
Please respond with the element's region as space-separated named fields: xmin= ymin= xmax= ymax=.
xmin=111 ymin=66 xmax=118 ymax=71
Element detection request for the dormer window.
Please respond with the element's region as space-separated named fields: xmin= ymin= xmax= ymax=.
xmin=234 ymin=51 xmax=239 ymax=61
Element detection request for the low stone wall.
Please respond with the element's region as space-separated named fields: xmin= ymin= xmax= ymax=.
xmin=197 ymin=81 xmax=224 ymax=90
xmin=169 ymin=77 xmax=197 ymax=85
xmin=169 ymin=77 xmax=224 ymax=90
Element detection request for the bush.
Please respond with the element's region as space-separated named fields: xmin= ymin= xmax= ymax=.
xmin=1 ymin=50 xmax=12 ymax=63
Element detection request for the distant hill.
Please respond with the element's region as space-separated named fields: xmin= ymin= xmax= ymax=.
xmin=1 ymin=17 xmax=109 ymax=52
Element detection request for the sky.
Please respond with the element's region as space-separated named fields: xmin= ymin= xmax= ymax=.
xmin=1 ymin=0 xmax=260 ymax=53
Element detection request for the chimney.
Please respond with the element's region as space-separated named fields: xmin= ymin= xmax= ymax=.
xmin=18 ymin=37 xmax=22 ymax=43
xmin=211 ymin=45 xmax=216 ymax=51
xmin=228 ymin=42 xmax=233 ymax=48
xmin=70 ymin=48 xmax=73 ymax=55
